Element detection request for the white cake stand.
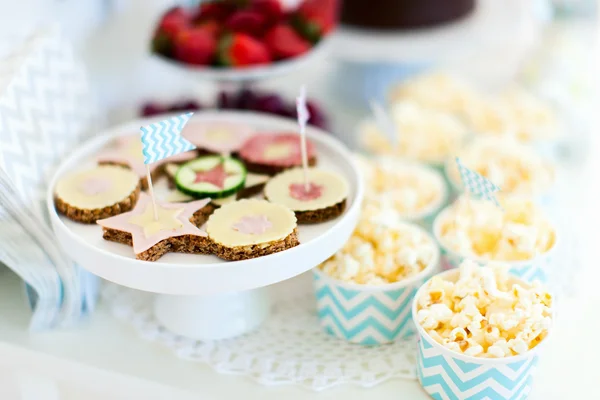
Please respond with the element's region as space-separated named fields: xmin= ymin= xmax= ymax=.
xmin=152 ymin=37 xmax=331 ymax=83
xmin=47 ymin=111 xmax=364 ymax=340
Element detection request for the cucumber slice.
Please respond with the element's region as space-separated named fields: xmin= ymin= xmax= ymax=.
xmin=175 ymin=156 xmax=246 ymax=199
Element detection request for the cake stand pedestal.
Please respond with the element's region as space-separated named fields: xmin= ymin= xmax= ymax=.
xmin=47 ymin=112 xmax=363 ymax=340
xmin=154 ymin=289 xmax=270 ymax=340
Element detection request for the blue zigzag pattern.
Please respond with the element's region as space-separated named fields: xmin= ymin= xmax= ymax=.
xmin=0 ymin=30 xmax=99 ymax=327
xmin=441 ymin=253 xmax=548 ymax=284
xmin=455 ymin=157 xmax=502 ymax=208
xmin=313 ymin=273 xmax=421 ymax=344
xmin=418 ymin=336 xmax=537 ymax=399
xmin=140 ymin=113 xmax=196 ymax=164
xmin=509 ymin=264 xmax=547 ymax=284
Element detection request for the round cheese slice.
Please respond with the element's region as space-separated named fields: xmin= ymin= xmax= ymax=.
xmin=55 ymin=165 xmax=139 ymax=209
xmin=207 ymin=199 xmax=297 ymax=247
xmin=264 ymin=168 xmax=349 ymax=212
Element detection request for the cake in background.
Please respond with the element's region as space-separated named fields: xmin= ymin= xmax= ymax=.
xmin=340 ymin=0 xmax=476 ymax=30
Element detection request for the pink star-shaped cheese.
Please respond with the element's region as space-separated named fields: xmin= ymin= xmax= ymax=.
xmin=97 ymin=193 xmax=210 ymax=256
xmin=183 ymin=122 xmax=254 ymax=154
xmin=194 ymin=162 xmax=234 ymax=189
xmin=97 ymin=135 xmax=196 ymax=178
xmin=232 ymin=215 xmax=272 ymax=235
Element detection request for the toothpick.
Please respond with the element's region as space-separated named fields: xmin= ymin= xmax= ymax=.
xmin=296 ymin=85 xmax=310 ymax=191
xmin=146 ymin=164 xmax=159 ymax=220
xmin=369 ymin=100 xmax=397 ymax=146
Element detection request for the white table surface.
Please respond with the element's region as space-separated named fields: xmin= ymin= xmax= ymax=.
xmin=0 ymin=1 xmax=597 ymax=399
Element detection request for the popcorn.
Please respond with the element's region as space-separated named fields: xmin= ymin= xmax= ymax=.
xmin=388 ymin=72 xmax=558 ymax=145
xmin=438 ymin=196 xmax=556 ymax=262
xmin=360 ymin=101 xmax=469 ymax=165
xmin=389 ymin=72 xmax=481 ymax=117
xmin=319 ymin=213 xmax=437 ymax=285
xmin=449 ymin=137 xmax=555 ymax=197
xmin=416 ymin=261 xmax=553 ymax=358
xmin=356 ymin=156 xmax=446 ymax=218
xmin=488 ymin=87 xmax=558 ymax=143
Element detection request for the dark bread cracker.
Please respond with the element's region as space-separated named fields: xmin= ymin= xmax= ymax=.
xmin=293 ymin=199 xmax=347 ymax=224
xmin=210 ymin=229 xmax=300 ymax=261
xmin=55 ymin=183 xmax=141 ymax=224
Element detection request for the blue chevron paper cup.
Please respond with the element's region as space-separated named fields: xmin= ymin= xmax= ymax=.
xmin=413 ymin=269 xmax=553 ymax=400
xmin=432 ymin=208 xmax=557 ymax=285
xmin=312 ymin=247 xmax=441 ymax=345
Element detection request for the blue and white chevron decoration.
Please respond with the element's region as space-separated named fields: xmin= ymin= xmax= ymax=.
xmin=438 ymin=246 xmax=550 ymax=284
xmin=455 ymin=157 xmax=502 ymax=208
xmin=417 ymin=334 xmax=538 ymax=400
xmin=313 ymin=270 xmax=430 ymax=345
xmin=140 ymin=112 xmax=196 ymax=164
xmin=0 ymin=26 xmax=99 ymax=329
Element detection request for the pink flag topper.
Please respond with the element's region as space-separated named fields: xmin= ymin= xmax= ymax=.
xmin=296 ymin=85 xmax=310 ymax=131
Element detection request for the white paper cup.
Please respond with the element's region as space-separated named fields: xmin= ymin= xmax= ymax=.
xmin=432 ymin=207 xmax=558 ymax=284
xmin=312 ymin=224 xmax=441 ymax=345
xmin=413 ymin=269 xmax=553 ymax=399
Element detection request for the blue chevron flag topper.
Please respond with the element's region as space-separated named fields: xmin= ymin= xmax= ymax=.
xmin=455 ymin=157 xmax=502 ymax=208
xmin=140 ymin=112 xmax=196 ymax=164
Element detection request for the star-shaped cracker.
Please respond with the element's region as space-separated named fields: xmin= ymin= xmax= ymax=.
xmin=97 ymin=135 xmax=196 ymax=179
xmin=97 ymin=193 xmax=212 ymax=261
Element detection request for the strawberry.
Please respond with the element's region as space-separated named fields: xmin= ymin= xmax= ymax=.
xmin=151 ymin=32 xmax=174 ymax=57
xmin=264 ymin=24 xmax=311 ymax=60
xmin=174 ymin=28 xmax=217 ymax=65
xmin=218 ymin=33 xmax=271 ymax=66
xmin=196 ymin=2 xmax=236 ymax=22
xmin=157 ymin=7 xmax=191 ymax=40
xmin=196 ymin=19 xmax=222 ymax=38
xmin=249 ymin=0 xmax=283 ymax=24
xmin=292 ymin=0 xmax=338 ymax=43
xmin=225 ymin=10 xmax=267 ymax=36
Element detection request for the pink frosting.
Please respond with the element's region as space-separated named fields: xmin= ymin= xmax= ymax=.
xmin=79 ymin=177 xmax=112 ymax=196
xmin=239 ymin=133 xmax=316 ymax=167
xmin=231 ymin=215 xmax=273 ymax=235
xmin=96 ymin=135 xmax=196 ymax=178
xmin=289 ymin=182 xmax=324 ymax=201
xmin=97 ymin=193 xmax=210 ymax=255
xmin=183 ymin=122 xmax=254 ymax=154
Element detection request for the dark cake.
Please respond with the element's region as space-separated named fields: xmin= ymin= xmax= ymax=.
xmin=340 ymin=0 xmax=476 ymax=30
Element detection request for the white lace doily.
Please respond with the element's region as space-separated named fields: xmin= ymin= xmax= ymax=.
xmin=102 ymin=272 xmax=417 ymax=391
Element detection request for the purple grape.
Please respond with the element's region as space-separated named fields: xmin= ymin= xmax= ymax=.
xmin=235 ymin=88 xmax=257 ymax=110
xmin=217 ymin=91 xmax=235 ymax=109
xmin=141 ymin=102 xmax=166 ymax=117
xmin=306 ymin=100 xmax=329 ymax=130
xmin=254 ymin=94 xmax=285 ymax=115
xmin=279 ymin=104 xmax=297 ymax=119
xmin=170 ymin=100 xmax=201 ymax=112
